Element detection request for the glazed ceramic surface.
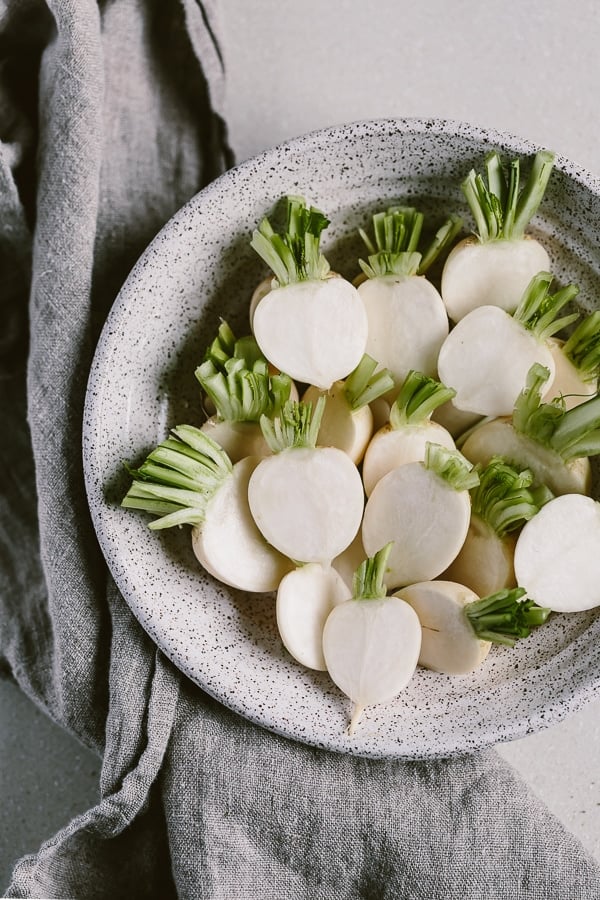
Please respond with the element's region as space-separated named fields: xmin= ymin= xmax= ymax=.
xmin=83 ymin=118 xmax=600 ymax=758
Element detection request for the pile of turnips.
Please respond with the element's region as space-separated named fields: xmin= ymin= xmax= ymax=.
xmin=123 ymin=150 xmax=600 ymax=735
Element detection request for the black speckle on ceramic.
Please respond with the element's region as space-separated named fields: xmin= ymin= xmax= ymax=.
xmin=83 ymin=118 xmax=600 ymax=759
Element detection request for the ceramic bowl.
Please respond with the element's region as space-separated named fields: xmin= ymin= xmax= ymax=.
xmin=83 ymin=118 xmax=600 ymax=758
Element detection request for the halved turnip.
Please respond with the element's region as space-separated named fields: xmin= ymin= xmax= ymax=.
xmin=431 ymin=400 xmax=483 ymax=441
xmin=251 ymin=196 xmax=368 ymax=389
xmin=121 ymin=426 xmax=292 ymax=592
xmin=322 ymin=544 xmax=422 ymax=734
xmin=399 ymin=581 xmax=488 ymax=675
xmin=361 ymin=442 xmax=479 ymax=589
xmin=400 ymin=581 xmax=549 ymax=674
xmin=332 ymin=529 xmax=367 ymax=593
xmin=302 ymin=354 xmax=394 ymax=464
xmin=515 ymin=493 xmax=600 ymax=612
xmin=195 ymin=320 xmax=292 ymax=461
xmin=249 ymin=275 xmax=274 ymax=329
xmin=546 ymin=310 xmax=600 ymax=410
xmin=461 ymin=363 xmax=600 ymax=496
xmin=248 ymin=398 xmax=365 ymax=565
xmin=362 ymin=369 xmax=456 ymax=496
xmin=356 ymin=206 xmax=460 ymax=393
xmin=276 ymin=563 xmax=350 ymax=671
xmin=437 ymin=272 xmax=579 ymax=417
xmin=441 ymin=150 xmax=554 ymax=321
xmin=442 ymin=457 xmax=552 ymax=596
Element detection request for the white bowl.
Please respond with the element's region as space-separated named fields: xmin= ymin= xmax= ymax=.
xmin=83 ymin=118 xmax=600 ymax=758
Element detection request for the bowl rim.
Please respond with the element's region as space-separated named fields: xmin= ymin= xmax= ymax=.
xmin=83 ymin=116 xmax=600 ymax=758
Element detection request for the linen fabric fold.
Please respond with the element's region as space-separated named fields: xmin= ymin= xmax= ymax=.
xmin=0 ymin=1 xmax=599 ymax=897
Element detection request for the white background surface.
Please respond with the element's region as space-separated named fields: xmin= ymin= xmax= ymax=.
xmin=2 ymin=0 xmax=600 ymax=888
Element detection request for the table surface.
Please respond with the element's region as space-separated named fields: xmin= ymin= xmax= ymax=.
xmin=2 ymin=0 xmax=600 ymax=888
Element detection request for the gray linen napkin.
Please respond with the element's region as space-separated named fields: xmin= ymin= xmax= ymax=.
xmin=1 ymin=1 xmax=600 ymax=898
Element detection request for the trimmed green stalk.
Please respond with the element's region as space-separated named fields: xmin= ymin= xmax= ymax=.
xmin=461 ymin=150 xmax=555 ymax=243
xmin=358 ymin=206 xmax=462 ymax=279
xmin=251 ymin=195 xmax=331 ymax=286
xmin=512 ymin=272 xmax=579 ymax=342
xmin=196 ymin=319 xmax=293 ymax=461
xmin=196 ymin=356 xmax=291 ymax=424
xmin=464 ymin=587 xmax=551 ymax=647
xmin=390 ymin=370 xmax=457 ymax=429
xmin=259 ymin=396 xmax=326 ymax=454
xmin=561 ymin=311 xmax=600 ymax=382
xmin=547 ymin=311 xmax=600 ymax=410
xmin=424 ymin=441 xmax=480 ymax=492
xmin=513 ymin=363 xmax=600 ymax=462
xmin=122 ymin=426 xmax=233 ymax=529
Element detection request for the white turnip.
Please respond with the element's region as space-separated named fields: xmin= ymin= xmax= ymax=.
xmin=362 ymin=369 xmax=456 ymax=496
xmin=247 ymin=398 xmax=365 ymax=564
xmin=361 ymin=442 xmax=479 ymax=589
xmin=356 ymin=206 xmax=460 ymax=393
xmin=251 ymin=196 xmax=368 ymax=389
xmin=515 ymin=494 xmax=600 ymax=612
xmin=276 ymin=563 xmax=350 ymax=671
xmin=322 ymin=544 xmax=422 ymax=734
xmin=121 ymin=426 xmax=292 ymax=592
xmin=461 ymin=363 xmax=600 ymax=496
xmin=437 ymin=272 xmax=579 ymax=417
xmin=441 ymin=150 xmax=554 ymax=321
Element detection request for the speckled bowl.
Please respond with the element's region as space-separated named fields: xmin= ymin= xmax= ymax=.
xmin=83 ymin=118 xmax=600 ymax=759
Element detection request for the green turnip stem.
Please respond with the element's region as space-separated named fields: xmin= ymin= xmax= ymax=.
xmin=203 ymin=320 xmax=266 ymax=375
xmin=360 ymin=206 xmax=424 ymax=257
xmin=470 ymin=457 xmax=551 ymax=537
xmin=513 ymin=363 xmax=600 ymax=461
xmin=196 ymin=356 xmax=291 ymax=423
xmin=513 ymin=272 xmax=579 ymax=341
xmin=205 ymin=319 xmax=236 ymax=367
xmin=512 ymin=150 xmax=555 ymax=237
xmin=259 ymin=397 xmax=326 ymax=453
xmin=121 ymin=426 xmax=233 ymax=529
xmin=390 ymin=370 xmax=456 ymax=429
xmin=358 ymin=206 xmax=461 ymax=278
xmin=562 ymin=311 xmax=600 ymax=381
xmin=464 ymin=587 xmax=551 ymax=647
xmin=461 ymin=150 xmax=555 ymax=242
xmin=424 ymin=442 xmax=480 ymax=492
xmin=250 ymin=195 xmax=331 ymax=285
xmin=344 ymin=354 xmax=395 ymax=410
xmin=485 ymin=151 xmax=507 ymax=209
xmin=352 ymin=543 xmax=392 ymax=601
xmin=417 ymin=214 xmax=463 ymax=274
